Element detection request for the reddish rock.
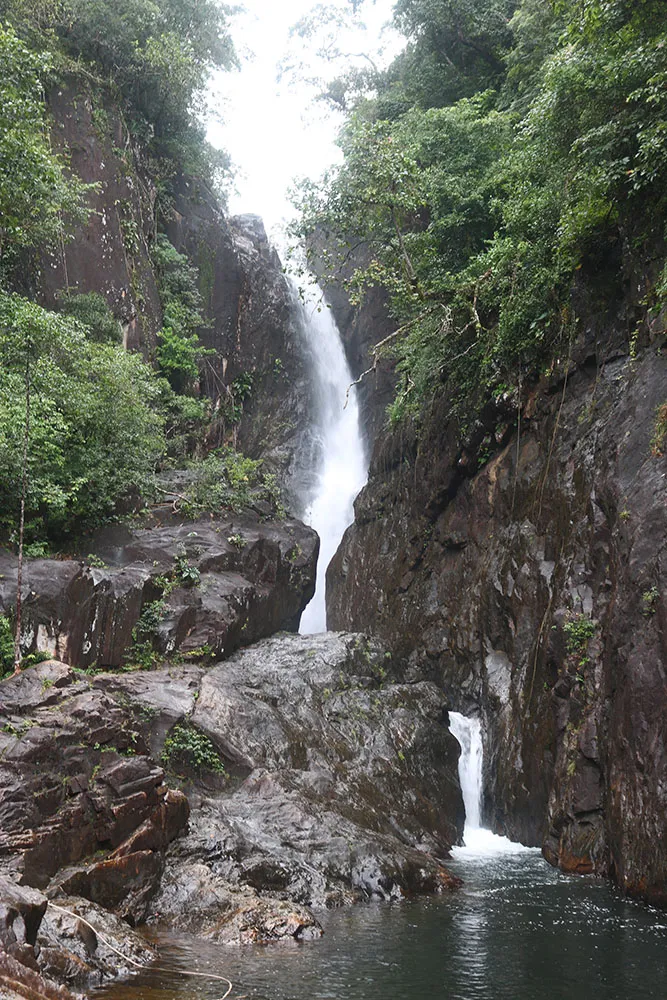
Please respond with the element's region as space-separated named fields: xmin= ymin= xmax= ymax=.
xmin=110 ymin=790 xmax=190 ymax=859
xmin=0 ymin=666 xmax=187 ymax=889
xmin=54 ymin=851 xmax=163 ymax=925
xmin=0 ymin=948 xmax=79 ymax=1000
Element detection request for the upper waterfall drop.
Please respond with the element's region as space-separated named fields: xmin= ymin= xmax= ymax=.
xmin=295 ymin=285 xmax=368 ymax=634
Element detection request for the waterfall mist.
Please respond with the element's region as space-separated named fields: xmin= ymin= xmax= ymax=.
xmin=295 ymin=287 xmax=367 ymax=634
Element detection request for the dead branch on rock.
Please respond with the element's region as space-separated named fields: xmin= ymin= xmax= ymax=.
xmin=343 ymin=322 xmax=417 ymax=408
xmin=153 ymin=484 xmax=189 ymax=514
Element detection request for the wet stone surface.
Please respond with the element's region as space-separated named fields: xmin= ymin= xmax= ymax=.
xmin=0 ymin=633 xmax=463 ymax=994
xmin=0 ymin=511 xmax=318 ymax=671
xmin=328 ymin=344 xmax=667 ymax=906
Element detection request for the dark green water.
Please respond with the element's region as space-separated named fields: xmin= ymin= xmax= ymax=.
xmin=95 ymin=847 xmax=667 ymax=1000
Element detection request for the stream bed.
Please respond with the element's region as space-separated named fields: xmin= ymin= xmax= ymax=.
xmin=95 ymin=847 xmax=667 ymax=1000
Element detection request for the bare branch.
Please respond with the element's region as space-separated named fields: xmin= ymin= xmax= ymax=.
xmin=343 ymin=319 xmax=422 ymax=408
xmin=330 ymin=50 xmax=379 ymax=73
xmin=152 ymin=484 xmax=190 ymax=514
xmin=344 ymin=362 xmax=377 ymax=408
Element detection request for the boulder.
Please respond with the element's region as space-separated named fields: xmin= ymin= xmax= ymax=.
xmin=111 ymin=631 xmax=464 ymax=921
xmin=0 ymin=511 xmax=317 ymax=670
xmin=37 ymin=896 xmax=156 ymax=986
xmin=0 ymin=879 xmax=155 ymax=997
xmin=150 ymin=862 xmax=322 ymax=944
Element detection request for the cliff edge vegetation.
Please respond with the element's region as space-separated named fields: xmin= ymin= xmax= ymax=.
xmin=0 ymin=2 xmax=292 ymax=558
xmin=294 ymin=0 xmax=667 ymax=427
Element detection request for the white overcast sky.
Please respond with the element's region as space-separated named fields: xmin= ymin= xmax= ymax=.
xmin=208 ymin=0 xmax=401 ymax=239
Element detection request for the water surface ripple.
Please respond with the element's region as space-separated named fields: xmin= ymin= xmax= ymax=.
xmin=95 ymin=850 xmax=667 ymax=1000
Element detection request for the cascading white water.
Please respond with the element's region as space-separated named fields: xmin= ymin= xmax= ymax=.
xmin=449 ymin=711 xmax=534 ymax=855
xmin=448 ymin=712 xmax=483 ymax=832
xmin=296 ymin=288 xmax=368 ymax=634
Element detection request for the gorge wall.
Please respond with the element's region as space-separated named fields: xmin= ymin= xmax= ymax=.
xmin=326 ymin=266 xmax=667 ymax=907
xmin=37 ymin=76 xmax=313 ymax=486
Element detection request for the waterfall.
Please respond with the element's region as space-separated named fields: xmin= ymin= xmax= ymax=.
xmin=449 ymin=711 xmax=534 ymax=855
xmin=448 ymin=712 xmax=483 ymax=832
xmin=295 ymin=287 xmax=367 ymax=634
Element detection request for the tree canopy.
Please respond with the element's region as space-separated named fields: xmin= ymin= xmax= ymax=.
xmin=295 ymin=0 xmax=667 ymax=422
xmin=0 ymin=6 xmax=239 ymax=546
xmin=0 ymin=0 xmax=236 ymax=167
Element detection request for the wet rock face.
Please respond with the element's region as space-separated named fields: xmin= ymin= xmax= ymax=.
xmin=0 ymin=511 xmax=317 ymax=669
xmin=0 ymin=664 xmax=176 ymax=992
xmin=104 ymin=632 xmax=463 ymax=925
xmin=166 ymin=197 xmax=316 ymax=489
xmin=327 ymin=346 xmax=667 ymax=906
xmin=27 ymin=82 xmax=315 ymax=496
xmin=225 ymin=216 xmax=315 ymax=485
xmin=150 ymin=862 xmax=323 ymax=945
xmin=0 ymin=633 xmax=463 ymax=990
xmin=37 ymin=78 xmax=163 ymax=353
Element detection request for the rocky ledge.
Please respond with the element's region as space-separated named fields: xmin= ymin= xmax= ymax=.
xmin=0 ymin=510 xmax=318 ymax=670
xmin=0 ymin=633 xmax=463 ymax=996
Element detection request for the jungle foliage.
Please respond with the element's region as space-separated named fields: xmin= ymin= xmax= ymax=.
xmin=0 ymin=24 xmax=89 ymax=279
xmin=0 ymin=0 xmax=236 ymax=172
xmin=153 ymin=233 xmax=211 ymax=394
xmin=0 ymin=294 xmax=164 ymax=543
xmin=295 ymin=0 xmax=667 ymax=423
xmin=180 ymin=450 xmax=286 ymax=519
xmin=0 ymin=8 xmax=261 ymax=548
xmin=0 ymin=21 xmax=164 ymax=543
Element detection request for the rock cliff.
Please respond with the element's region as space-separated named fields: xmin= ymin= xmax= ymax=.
xmin=0 ymin=511 xmax=317 ymax=669
xmin=328 ymin=289 xmax=667 ymax=906
xmin=0 ymin=640 xmax=462 ymax=991
xmin=33 ymin=76 xmax=313 ymax=487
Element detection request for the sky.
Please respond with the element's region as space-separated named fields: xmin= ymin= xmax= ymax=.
xmin=207 ymin=0 xmax=401 ymax=240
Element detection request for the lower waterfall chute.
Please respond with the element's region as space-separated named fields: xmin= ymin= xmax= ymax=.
xmin=448 ymin=711 xmax=537 ymax=856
